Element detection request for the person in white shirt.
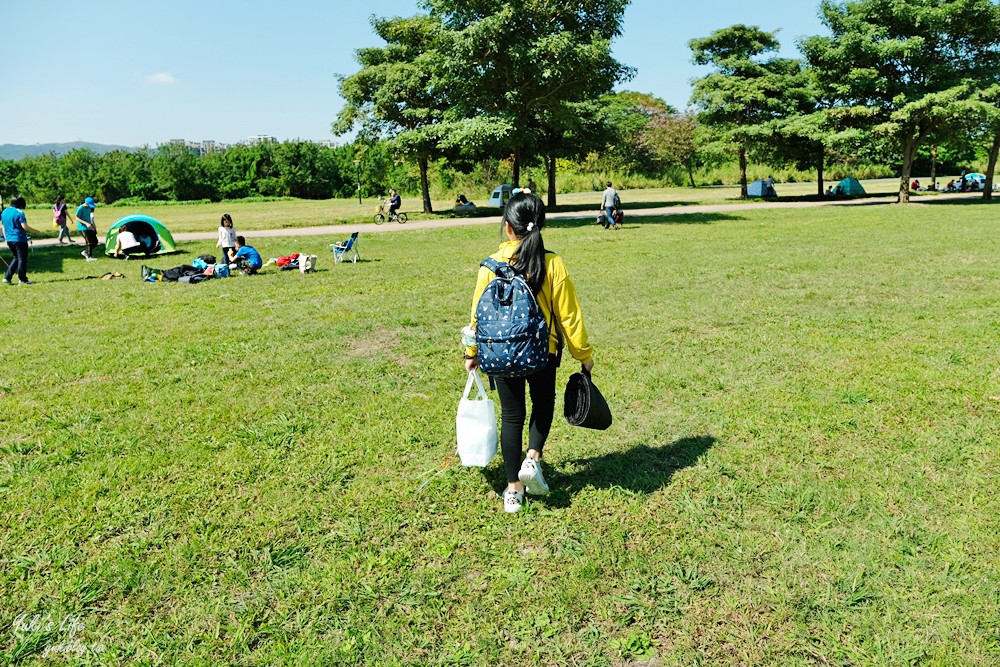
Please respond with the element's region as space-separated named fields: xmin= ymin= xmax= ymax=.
xmin=113 ymin=228 xmax=142 ymax=258
xmin=600 ymin=181 xmax=620 ymax=230
xmin=216 ymin=213 xmax=237 ymax=262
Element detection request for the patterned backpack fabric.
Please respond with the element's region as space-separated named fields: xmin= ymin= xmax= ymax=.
xmin=475 ymin=257 xmax=550 ymax=377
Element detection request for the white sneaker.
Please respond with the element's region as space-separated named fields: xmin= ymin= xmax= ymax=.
xmin=503 ymin=488 xmax=524 ymax=513
xmin=86 ymin=257 xmax=97 ymax=262
xmin=81 ymin=251 xmax=88 ymax=259
xmin=518 ymin=458 xmax=550 ymax=496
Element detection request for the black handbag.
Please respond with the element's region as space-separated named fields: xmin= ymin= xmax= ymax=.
xmin=564 ymin=370 xmax=612 ymax=430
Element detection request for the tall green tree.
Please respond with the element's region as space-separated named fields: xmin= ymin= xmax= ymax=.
xmin=95 ymin=150 xmax=153 ymax=203
xmin=599 ymin=92 xmax=676 ymax=177
xmin=335 ymin=15 xmax=448 ymax=213
xmin=14 ymin=154 xmax=58 ymax=203
xmin=151 ymin=144 xmax=214 ymax=201
xmin=0 ymin=160 xmax=18 ymax=200
xmin=689 ymin=25 xmax=807 ymax=198
xmin=426 ymin=0 xmax=633 ymax=196
xmin=56 ymin=149 xmax=100 ymax=202
xmin=640 ymin=109 xmax=700 ymax=187
xmin=801 ymin=0 xmax=1000 ymax=203
xmin=962 ymin=84 xmax=1000 ymax=201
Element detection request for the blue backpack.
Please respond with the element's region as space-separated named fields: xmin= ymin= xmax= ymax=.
xmin=475 ymin=257 xmax=550 ymax=377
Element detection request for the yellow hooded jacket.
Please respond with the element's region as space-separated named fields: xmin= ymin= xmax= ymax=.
xmin=466 ymin=240 xmax=593 ymax=365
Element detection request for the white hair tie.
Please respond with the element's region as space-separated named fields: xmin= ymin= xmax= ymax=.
xmin=526 ymin=222 xmax=534 ymax=231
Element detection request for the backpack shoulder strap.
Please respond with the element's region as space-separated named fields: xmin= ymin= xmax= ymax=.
xmin=480 ymin=257 xmax=513 ymax=278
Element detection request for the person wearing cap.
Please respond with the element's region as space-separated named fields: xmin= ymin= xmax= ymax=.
xmin=75 ymin=196 xmax=99 ymax=261
xmin=2 ymin=196 xmax=43 ymax=285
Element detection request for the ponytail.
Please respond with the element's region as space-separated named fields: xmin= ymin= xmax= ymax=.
xmin=503 ymin=192 xmax=547 ymax=294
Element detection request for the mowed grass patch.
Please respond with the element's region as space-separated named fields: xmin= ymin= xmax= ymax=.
xmin=1 ymin=202 xmax=998 ymax=665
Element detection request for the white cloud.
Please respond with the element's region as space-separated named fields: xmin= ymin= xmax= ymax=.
xmin=145 ymin=72 xmax=177 ymax=85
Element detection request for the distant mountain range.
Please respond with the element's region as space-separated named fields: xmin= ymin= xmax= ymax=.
xmin=0 ymin=142 xmax=135 ymax=160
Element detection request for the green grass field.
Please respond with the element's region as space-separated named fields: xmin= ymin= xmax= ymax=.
xmin=2 ymin=199 xmax=998 ymax=665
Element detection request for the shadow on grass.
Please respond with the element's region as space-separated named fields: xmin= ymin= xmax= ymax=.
xmin=3 ymin=244 xmax=192 ymax=276
xmin=915 ymin=195 xmax=998 ymax=206
xmin=546 ymin=213 xmax=741 ymax=229
xmin=2 ymin=243 xmax=76 ymax=275
xmin=485 ymin=435 xmax=716 ymax=507
xmin=549 ymin=200 xmax=704 ymax=214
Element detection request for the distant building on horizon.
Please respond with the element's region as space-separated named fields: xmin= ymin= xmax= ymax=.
xmin=160 ymin=136 xmax=336 ymax=152
xmin=166 ymin=139 xmax=227 ymax=156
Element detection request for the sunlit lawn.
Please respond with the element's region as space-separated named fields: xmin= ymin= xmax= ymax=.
xmin=2 ymin=198 xmax=998 ymax=665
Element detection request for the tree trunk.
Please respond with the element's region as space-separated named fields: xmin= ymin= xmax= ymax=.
xmin=898 ymin=135 xmax=917 ymax=204
xmin=512 ymin=147 xmax=521 ymax=187
xmin=984 ymin=132 xmax=1000 ymax=202
xmin=546 ymin=155 xmax=557 ymax=207
xmin=930 ymin=144 xmax=938 ymax=190
xmin=816 ymin=146 xmax=825 ymax=197
xmin=418 ymin=156 xmax=433 ymax=214
xmin=738 ymin=145 xmax=748 ymax=199
xmin=686 ymin=160 xmax=696 ymax=188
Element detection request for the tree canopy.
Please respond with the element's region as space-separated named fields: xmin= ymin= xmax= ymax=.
xmin=801 ymin=0 xmax=1000 ymax=202
xmin=335 ymin=15 xmax=449 ymax=212
xmin=690 ymin=25 xmax=811 ymax=198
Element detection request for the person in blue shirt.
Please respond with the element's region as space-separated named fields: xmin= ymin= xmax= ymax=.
xmin=227 ymin=235 xmax=263 ymax=274
xmin=2 ymin=196 xmax=43 ymax=285
xmin=75 ymin=196 xmax=99 ymax=261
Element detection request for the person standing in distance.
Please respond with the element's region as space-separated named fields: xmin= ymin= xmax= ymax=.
xmin=76 ymin=196 xmax=99 ymax=261
xmin=53 ymin=195 xmax=76 ymax=244
xmin=216 ymin=213 xmax=237 ymax=262
xmin=2 ymin=196 xmax=43 ymax=285
xmin=601 ymin=181 xmax=619 ymax=230
xmin=464 ymin=191 xmax=595 ymax=513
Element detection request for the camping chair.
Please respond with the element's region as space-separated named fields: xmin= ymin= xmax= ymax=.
xmin=330 ymin=232 xmax=360 ymax=264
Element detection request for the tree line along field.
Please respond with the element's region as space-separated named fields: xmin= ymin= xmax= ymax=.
xmin=1 ymin=200 xmax=998 ymax=665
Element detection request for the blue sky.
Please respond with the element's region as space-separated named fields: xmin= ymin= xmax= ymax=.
xmin=2 ymin=1 xmax=826 ymax=147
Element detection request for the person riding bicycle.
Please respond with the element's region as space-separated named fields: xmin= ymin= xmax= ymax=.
xmin=388 ymin=189 xmax=401 ymax=219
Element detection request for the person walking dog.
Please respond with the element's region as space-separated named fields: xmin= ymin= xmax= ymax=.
xmin=2 ymin=196 xmax=42 ymax=285
xmin=463 ymin=190 xmax=595 ymax=513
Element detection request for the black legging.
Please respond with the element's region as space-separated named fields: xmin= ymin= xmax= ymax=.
xmin=493 ymin=355 xmax=558 ymax=484
xmin=4 ymin=241 xmax=29 ymax=282
xmin=81 ymin=229 xmax=99 ymax=258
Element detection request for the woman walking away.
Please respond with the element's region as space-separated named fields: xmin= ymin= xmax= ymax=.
xmin=216 ymin=213 xmax=237 ymax=262
xmin=3 ymin=196 xmax=42 ymax=285
xmin=53 ymin=195 xmax=75 ymax=244
xmin=464 ymin=191 xmax=594 ymax=513
xmin=75 ymin=196 xmax=99 ymax=261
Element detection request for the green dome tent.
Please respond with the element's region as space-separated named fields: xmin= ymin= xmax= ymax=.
xmin=105 ymin=215 xmax=177 ymax=256
xmin=833 ymin=177 xmax=866 ymax=196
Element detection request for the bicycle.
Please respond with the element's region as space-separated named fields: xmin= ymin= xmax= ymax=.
xmin=373 ymin=199 xmax=407 ymax=224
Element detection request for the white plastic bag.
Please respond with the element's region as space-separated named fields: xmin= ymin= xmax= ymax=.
xmin=456 ymin=371 xmax=498 ymax=467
